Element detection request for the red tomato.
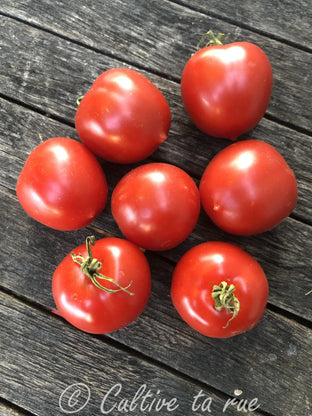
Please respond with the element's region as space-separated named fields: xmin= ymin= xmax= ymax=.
xmin=111 ymin=163 xmax=200 ymax=251
xmin=75 ymin=68 xmax=171 ymax=163
xmin=200 ymin=140 xmax=298 ymax=235
xmin=171 ymin=242 xmax=269 ymax=338
xmin=181 ymin=37 xmax=272 ymax=140
xmin=52 ymin=236 xmax=151 ymax=334
xmin=16 ymin=137 xmax=108 ymax=231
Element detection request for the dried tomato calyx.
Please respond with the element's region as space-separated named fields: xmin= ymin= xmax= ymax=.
xmin=196 ymin=30 xmax=230 ymax=49
xmin=71 ymin=236 xmax=133 ymax=295
xmin=212 ymin=281 xmax=240 ymax=328
xmin=76 ymin=95 xmax=84 ymax=106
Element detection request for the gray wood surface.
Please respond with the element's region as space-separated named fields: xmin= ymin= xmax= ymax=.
xmin=0 ymin=1 xmax=311 ymax=415
xmin=0 ymin=402 xmax=29 ymax=416
xmin=1 ymin=98 xmax=311 ymax=320
xmin=3 ymin=291 xmax=265 ymax=416
xmin=1 ymin=5 xmax=311 ymax=133
xmin=1 ymin=185 xmax=311 ymax=416
xmin=1 ymin=14 xmax=311 ymax=221
xmin=172 ymin=0 xmax=312 ymax=51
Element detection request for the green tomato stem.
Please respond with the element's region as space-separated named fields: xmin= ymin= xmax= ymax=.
xmin=196 ymin=30 xmax=230 ymax=50
xmin=212 ymin=281 xmax=240 ymax=328
xmin=71 ymin=236 xmax=134 ymax=295
xmin=76 ymin=95 xmax=84 ymax=106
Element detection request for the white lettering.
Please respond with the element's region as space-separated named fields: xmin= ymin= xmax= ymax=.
xmin=223 ymin=397 xmax=238 ymax=412
xmin=202 ymin=396 xmax=213 ymax=412
xmin=117 ymin=397 xmax=129 ymax=413
xmin=248 ymin=398 xmax=260 ymax=411
xmin=162 ymin=397 xmax=179 ymax=412
xmin=100 ymin=383 xmax=122 ymax=414
xmin=191 ymin=390 xmax=212 ymax=412
xmin=139 ymin=385 xmax=154 ymax=412
xmin=223 ymin=395 xmax=260 ymax=413
xmin=100 ymin=382 xmax=178 ymax=414
xmin=129 ymin=384 xmax=147 ymax=411
xmin=59 ymin=383 xmax=91 ymax=414
xmin=237 ymin=398 xmax=249 ymax=412
xmin=192 ymin=390 xmax=205 ymax=411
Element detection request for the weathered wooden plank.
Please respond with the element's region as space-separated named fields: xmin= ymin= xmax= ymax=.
xmin=2 ymin=0 xmax=312 ymax=50
xmin=1 ymin=171 xmax=312 ymax=320
xmin=171 ymin=0 xmax=312 ymax=51
xmin=1 ymin=24 xmax=311 ymax=224
xmin=1 ymin=98 xmax=311 ymax=319
xmin=1 ymin=16 xmax=311 ymax=222
xmin=3 ymin=94 xmax=312 ymax=224
xmin=3 ymin=0 xmax=311 ymax=51
xmin=0 ymin=291 xmax=264 ymax=416
xmin=1 ymin=9 xmax=311 ymax=132
xmin=0 ymin=402 xmax=28 ymax=416
xmin=1 ymin=3 xmax=311 ymax=416
xmin=0 ymin=191 xmax=311 ymax=416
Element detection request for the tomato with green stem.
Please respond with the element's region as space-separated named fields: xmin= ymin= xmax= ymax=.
xmin=52 ymin=236 xmax=151 ymax=334
xmin=181 ymin=31 xmax=273 ymax=140
xmin=171 ymin=242 xmax=269 ymax=338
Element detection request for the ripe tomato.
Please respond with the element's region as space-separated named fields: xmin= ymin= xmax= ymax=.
xmin=200 ymin=140 xmax=298 ymax=235
xmin=111 ymin=163 xmax=200 ymax=251
xmin=181 ymin=34 xmax=272 ymax=140
xmin=171 ymin=242 xmax=269 ymax=338
xmin=75 ymin=68 xmax=171 ymax=163
xmin=52 ymin=236 xmax=151 ymax=334
xmin=16 ymin=137 xmax=108 ymax=231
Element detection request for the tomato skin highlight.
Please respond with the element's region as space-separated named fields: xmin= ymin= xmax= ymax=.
xmin=111 ymin=163 xmax=200 ymax=251
xmin=171 ymin=242 xmax=269 ymax=338
xmin=181 ymin=42 xmax=273 ymax=140
xmin=16 ymin=137 xmax=108 ymax=231
xmin=75 ymin=68 xmax=171 ymax=163
xmin=52 ymin=237 xmax=151 ymax=334
xmin=199 ymin=140 xmax=298 ymax=235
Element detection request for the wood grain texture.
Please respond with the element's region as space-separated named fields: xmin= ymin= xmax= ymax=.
xmin=2 ymin=173 xmax=312 ymax=318
xmin=3 ymin=0 xmax=312 ymax=51
xmin=171 ymin=0 xmax=312 ymax=51
xmin=1 ymin=6 xmax=311 ymax=133
xmin=1 ymin=98 xmax=311 ymax=320
xmin=0 ymin=187 xmax=311 ymax=416
xmin=1 ymin=1 xmax=311 ymax=416
xmin=0 ymin=402 xmax=29 ymax=416
xmin=0 ymin=291 xmax=265 ymax=416
xmin=0 ymin=16 xmax=311 ymax=221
